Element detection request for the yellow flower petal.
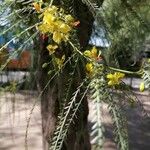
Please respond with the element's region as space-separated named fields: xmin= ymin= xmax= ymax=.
xmin=47 ymin=6 xmax=58 ymax=14
xmin=106 ymin=74 xmax=113 ymax=79
xmin=86 ymin=63 xmax=94 ymax=76
xmin=139 ymin=82 xmax=145 ymax=92
xmin=38 ymin=24 xmax=50 ymax=33
xmin=43 ymin=13 xmax=56 ymax=25
xmin=47 ymin=44 xmax=58 ymax=55
xmin=65 ymin=15 xmax=74 ymax=23
xmin=107 ymin=72 xmax=125 ymax=86
xmin=86 ymin=63 xmax=93 ymax=72
xmin=59 ymin=23 xmax=71 ymax=33
xmin=84 ymin=50 xmax=91 ymax=57
xmin=61 ymin=55 xmax=65 ymax=62
xmin=91 ymin=46 xmax=97 ymax=58
xmin=55 ymin=55 xmax=65 ymax=69
xmin=53 ymin=32 xmax=63 ymax=43
xmin=115 ymin=72 xmax=125 ymax=78
xmin=108 ymin=80 xmax=113 ymax=86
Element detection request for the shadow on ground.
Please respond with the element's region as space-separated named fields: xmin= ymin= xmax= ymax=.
xmin=0 ymin=91 xmax=149 ymax=150
xmin=88 ymin=93 xmax=150 ymax=150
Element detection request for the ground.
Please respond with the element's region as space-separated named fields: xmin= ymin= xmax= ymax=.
xmin=0 ymin=91 xmax=42 ymax=150
xmin=89 ymin=91 xmax=150 ymax=150
xmin=0 ymin=84 xmax=149 ymax=150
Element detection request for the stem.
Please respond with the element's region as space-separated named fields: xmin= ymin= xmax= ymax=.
xmin=68 ymin=40 xmax=84 ymax=57
xmin=109 ymin=66 xmax=142 ymax=75
xmin=49 ymin=0 xmax=54 ymax=6
xmin=68 ymin=40 xmax=92 ymax=62
xmin=0 ymin=22 xmax=41 ymax=52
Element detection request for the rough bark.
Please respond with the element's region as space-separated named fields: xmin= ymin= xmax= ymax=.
xmin=38 ymin=2 xmax=94 ymax=150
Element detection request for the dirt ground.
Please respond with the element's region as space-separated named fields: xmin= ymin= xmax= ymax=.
xmin=0 ymin=90 xmax=150 ymax=150
xmin=89 ymin=91 xmax=150 ymax=150
xmin=0 ymin=91 xmax=42 ymax=150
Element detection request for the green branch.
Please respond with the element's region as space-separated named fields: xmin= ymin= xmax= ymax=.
xmin=109 ymin=66 xmax=143 ymax=75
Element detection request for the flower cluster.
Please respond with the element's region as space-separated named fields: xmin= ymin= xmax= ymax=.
xmin=106 ymin=72 xmax=125 ymax=86
xmin=38 ymin=5 xmax=74 ymax=44
xmin=84 ymin=46 xmax=101 ymax=61
xmin=84 ymin=46 xmax=102 ymax=76
xmin=33 ymin=3 xmax=80 ymax=69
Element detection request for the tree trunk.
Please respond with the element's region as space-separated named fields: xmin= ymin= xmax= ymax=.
xmin=38 ymin=2 xmax=94 ymax=150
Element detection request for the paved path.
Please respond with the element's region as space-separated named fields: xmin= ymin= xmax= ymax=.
xmin=0 ymin=90 xmax=150 ymax=150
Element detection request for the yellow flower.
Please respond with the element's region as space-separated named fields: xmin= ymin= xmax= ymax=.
xmin=59 ymin=23 xmax=71 ymax=33
xmin=43 ymin=13 xmax=56 ymax=25
xmin=84 ymin=50 xmax=91 ymax=57
xmin=139 ymin=82 xmax=145 ymax=92
xmin=107 ymin=72 xmax=125 ymax=86
xmin=38 ymin=5 xmax=73 ymax=43
xmin=65 ymin=15 xmax=74 ymax=24
xmin=86 ymin=63 xmax=94 ymax=76
xmin=47 ymin=44 xmax=58 ymax=55
xmin=55 ymin=55 xmax=65 ymax=69
xmin=33 ymin=2 xmax=41 ymax=12
xmin=38 ymin=24 xmax=51 ymax=33
xmin=84 ymin=46 xmax=101 ymax=60
xmin=53 ymin=31 xmax=64 ymax=44
xmin=47 ymin=5 xmax=58 ymax=14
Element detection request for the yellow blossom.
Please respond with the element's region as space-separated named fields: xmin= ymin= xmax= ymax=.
xmin=139 ymin=82 xmax=145 ymax=92
xmin=53 ymin=31 xmax=64 ymax=44
xmin=65 ymin=15 xmax=74 ymax=24
xmin=107 ymin=72 xmax=125 ymax=86
xmin=86 ymin=63 xmax=94 ymax=76
xmin=43 ymin=13 xmax=56 ymax=25
xmin=47 ymin=44 xmax=58 ymax=55
xmin=47 ymin=5 xmax=58 ymax=14
xmin=55 ymin=55 xmax=65 ymax=69
xmin=38 ymin=5 xmax=73 ymax=43
xmin=59 ymin=23 xmax=71 ymax=33
xmin=84 ymin=46 xmax=101 ymax=60
xmin=38 ymin=24 xmax=51 ymax=33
